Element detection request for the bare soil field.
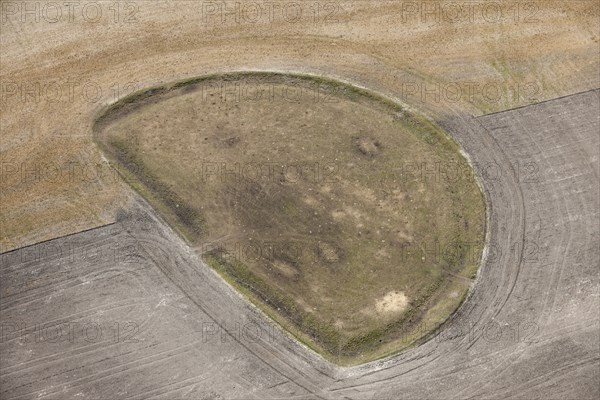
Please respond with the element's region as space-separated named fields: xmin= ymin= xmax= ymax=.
xmin=1 ymin=0 xmax=599 ymax=398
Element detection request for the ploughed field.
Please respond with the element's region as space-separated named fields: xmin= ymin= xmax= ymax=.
xmin=93 ymin=72 xmax=485 ymax=364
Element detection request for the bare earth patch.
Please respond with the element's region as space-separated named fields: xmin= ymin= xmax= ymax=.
xmin=375 ymin=291 xmax=409 ymax=314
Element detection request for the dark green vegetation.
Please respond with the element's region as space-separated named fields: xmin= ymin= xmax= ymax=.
xmin=93 ymin=72 xmax=486 ymax=364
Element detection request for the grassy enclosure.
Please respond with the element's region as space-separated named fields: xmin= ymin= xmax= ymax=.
xmin=93 ymin=72 xmax=486 ymax=364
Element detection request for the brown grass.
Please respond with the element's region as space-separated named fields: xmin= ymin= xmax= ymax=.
xmin=93 ymin=72 xmax=486 ymax=364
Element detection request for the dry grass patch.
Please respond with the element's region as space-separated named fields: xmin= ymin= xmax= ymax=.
xmin=93 ymin=72 xmax=485 ymax=364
